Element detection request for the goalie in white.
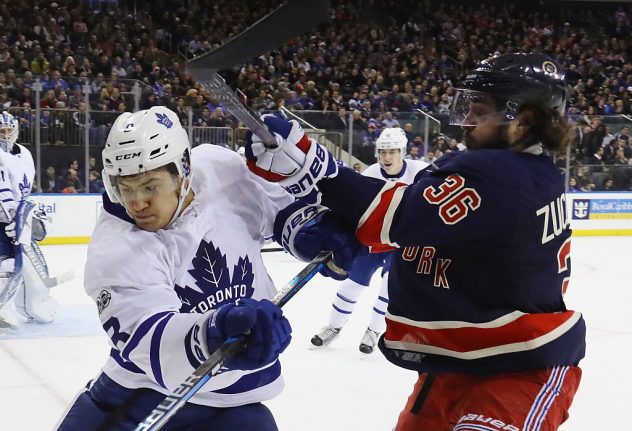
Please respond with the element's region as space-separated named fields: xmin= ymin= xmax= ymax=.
xmin=0 ymin=111 xmax=56 ymax=328
xmin=311 ymin=127 xmax=428 ymax=353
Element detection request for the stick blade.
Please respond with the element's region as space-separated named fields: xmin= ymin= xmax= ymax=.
xmin=44 ymin=270 xmax=76 ymax=289
xmin=187 ymin=0 xmax=329 ymax=76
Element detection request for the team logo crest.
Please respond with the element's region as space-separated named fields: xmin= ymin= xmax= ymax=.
xmin=542 ymin=61 xmax=558 ymax=75
xmin=175 ymin=240 xmax=255 ymax=313
xmin=96 ymin=289 xmax=112 ymax=314
xmin=155 ymin=112 xmax=173 ymax=129
xmin=19 ymin=173 xmax=31 ymax=198
xmin=572 ymin=199 xmax=590 ymax=219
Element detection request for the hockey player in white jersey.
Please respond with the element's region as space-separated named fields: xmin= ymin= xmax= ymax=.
xmin=0 ymin=111 xmax=56 ymax=328
xmin=311 ymin=127 xmax=427 ymax=353
xmin=55 ymin=107 xmax=296 ymax=431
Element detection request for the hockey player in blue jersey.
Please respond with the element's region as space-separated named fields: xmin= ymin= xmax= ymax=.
xmin=311 ymin=127 xmax=427 ymax=354
xmin=246 ymin=53 xmax=585 ymax=431
xmin=54 ymin=106 xmax=299 ymax=431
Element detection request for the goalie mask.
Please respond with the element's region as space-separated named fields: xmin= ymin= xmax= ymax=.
xmin=450 ymin=53 xmax=568 ymax=127
xmin=0 ymin=111 xmax=19 ymax=152
xmin=102 ymin=106 xmax=192 ymax=226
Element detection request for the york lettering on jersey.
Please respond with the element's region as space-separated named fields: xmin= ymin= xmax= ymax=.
xmin=536 ymin=192 xmax=569 ymax=244
xmin=402 ymin=246 xmax=452 ymax=289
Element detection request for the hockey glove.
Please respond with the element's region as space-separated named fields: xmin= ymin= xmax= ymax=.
xmin=245 ymin=114 xmax=338 ymax=198
xmin=206 ymin=298 xmax=292 ymax=370
xmin=6 ymin=203 xmax=50 ymax=244
xmin=274 ymin=201 xmax=360 ymax=280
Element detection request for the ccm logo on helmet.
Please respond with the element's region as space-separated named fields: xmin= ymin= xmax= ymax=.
xmin=115 ymin=152 xmax=141 ymax=160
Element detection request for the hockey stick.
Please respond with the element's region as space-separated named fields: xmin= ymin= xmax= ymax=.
xmin=133 ymin=250 xmax=333 ymax=431
xmin=187 ymin=0 xmax=329 ymax=147
xmin=186 ymin=0 xmax=329 ymax=76
xmin=0 ymin=200 xmax=75 ymax=289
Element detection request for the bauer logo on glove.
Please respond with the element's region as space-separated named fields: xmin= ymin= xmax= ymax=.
xmin=245 ymin=114 xmax=338 ymax=197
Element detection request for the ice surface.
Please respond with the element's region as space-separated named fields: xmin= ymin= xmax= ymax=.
xmin=0 ymin=237 xmax=629 ymax=430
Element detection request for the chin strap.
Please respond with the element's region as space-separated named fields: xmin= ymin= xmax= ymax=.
xmin=166 ymin=174 xmax=193 ymax=228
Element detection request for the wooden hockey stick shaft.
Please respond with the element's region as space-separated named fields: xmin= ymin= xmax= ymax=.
xmin=133 ymin=250 xmax=333 ymax=431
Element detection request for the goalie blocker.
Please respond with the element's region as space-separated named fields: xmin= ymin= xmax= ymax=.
xmin=0 ymin=199 xmax=59 ymax=323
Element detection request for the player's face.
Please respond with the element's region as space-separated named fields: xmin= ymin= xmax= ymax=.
xmin=378 ymin=148 xmax=404 ymax=175
xmin=117 ymin=170 xmax=181 ymax=232
xmin=0 ymin=127 xmax=13 ymax=142
xmin=460 ymin=98 xmax=504 ymax=150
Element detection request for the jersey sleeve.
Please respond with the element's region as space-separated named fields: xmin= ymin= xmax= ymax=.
xmin=247 ymin=171 xmax=295 ymax=242
xmin=85 ymin=214 xmax=229 ymax=392
xmin=319 ymin=151 xmax=520 ymax=250
xmin=0 ymin=153 xmax=17 ymax=214
xmin=191 ymin=144 xmax=294 ymax=244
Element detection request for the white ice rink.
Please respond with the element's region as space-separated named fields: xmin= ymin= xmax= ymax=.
xmin=1 ymin=236 xmax=630 ymax=430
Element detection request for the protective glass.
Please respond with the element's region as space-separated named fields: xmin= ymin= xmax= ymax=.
xmin=449 ymin=90 xmax=518 ymax=126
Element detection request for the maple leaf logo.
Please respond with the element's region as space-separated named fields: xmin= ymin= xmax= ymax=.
xmin=175 ymin=240 xmax=255 ymax=313
xmin=155 ymin=112 xmax=173 ymax=129
xmin=19 ymin=173 xmax=31 ymax=198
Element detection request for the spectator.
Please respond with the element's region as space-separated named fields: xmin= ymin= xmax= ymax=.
xmin=567 ymin=177 xmax=583 ymax=192
xmin=42 ymin=166 xmax=59 ymax=193
xmin=88 ymin=170 xmax=104 ymax=193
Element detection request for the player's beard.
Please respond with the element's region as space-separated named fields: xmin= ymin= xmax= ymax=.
xmin=462 ymin=126 xmax=508 ymax=150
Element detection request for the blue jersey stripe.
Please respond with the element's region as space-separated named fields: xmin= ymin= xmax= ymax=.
xmin=150 ymin=313 xmax=175 ymax=389
xmin=121 ymin=311 xmax=172 ymax=361
xmin=212 ymin=360 xmax=281 ymax=395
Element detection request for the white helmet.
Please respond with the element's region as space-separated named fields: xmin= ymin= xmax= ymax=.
xmin=0 ymin=111 xmax=19 ymax=152
xmin=375 ymin=127 xmax=407 ymax=157
xmin=102 ymin=106 xmax=192 ymax=223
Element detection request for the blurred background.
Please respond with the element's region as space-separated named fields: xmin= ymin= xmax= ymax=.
xmin=0 ymin=0 xmax=630 ymax=195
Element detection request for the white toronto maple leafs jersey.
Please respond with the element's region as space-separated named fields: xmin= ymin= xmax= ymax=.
xmin=84 ymin=144 xmax=294 ymax=407
xmin=0 ymin=144 xmax=35 ymax=214
xmin=361 ymin=158 xmax=428 ymax=183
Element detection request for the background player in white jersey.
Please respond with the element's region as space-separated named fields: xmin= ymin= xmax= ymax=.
xmin=55 ymin=106 xmax=297 ymax=431
xmin=0 ymin=111 xmax=56 ymax=327
xmin=311 ymin=128 xmax=427 ymax=353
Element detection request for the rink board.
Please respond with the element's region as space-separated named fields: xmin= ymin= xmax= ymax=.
xmin=27 ymin=192 xmax=632 ymax=245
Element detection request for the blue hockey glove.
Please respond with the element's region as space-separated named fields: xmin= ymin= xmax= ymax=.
xmin=206 ymin=298 xmax=292 ymax=370
xmin=245 ymin=114 xmax=338 ymax=197
xmin=274 ymin=201 xmax=360 ymax=280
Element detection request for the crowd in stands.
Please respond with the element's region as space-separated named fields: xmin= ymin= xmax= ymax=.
xmin=0 ymin=0 xmax=630 ymax=190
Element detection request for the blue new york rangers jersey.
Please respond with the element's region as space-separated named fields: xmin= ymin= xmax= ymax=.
xmin=319 ymin=146 xmax=585 ymax=374
xmin=85 ymin=144 xmax=293 ymax=407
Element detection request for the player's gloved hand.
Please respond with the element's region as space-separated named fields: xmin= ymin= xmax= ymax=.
xmin=274 ymin=202 xmax=360 ymax=280
xmin=206 ymin=298 xmax=292 ymax=370
xmin=245 ymin=114 xmax=338 ymax=197
xmin=2 ymin=207 xmax=16 ymax=238
xmin=6 ymin=205 xmax=50 ymax=244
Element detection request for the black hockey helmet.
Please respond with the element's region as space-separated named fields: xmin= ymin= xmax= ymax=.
xmin=450 ymin=53 xmax=568 ymax=126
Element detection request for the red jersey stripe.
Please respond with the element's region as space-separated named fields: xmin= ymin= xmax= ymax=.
xmin=357 ymin=182 xmax=406 ymax=247
xmin=384 ymin=311 xmax=580 ymax=358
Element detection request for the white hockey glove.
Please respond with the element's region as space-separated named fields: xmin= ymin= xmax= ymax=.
xmin=245 ymin=114 xmax=338 ymax=198
xmin=6 ymin=206 xmax=51 ymax=244
xmin=2 ymin=207 xmax=16 ymax=238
